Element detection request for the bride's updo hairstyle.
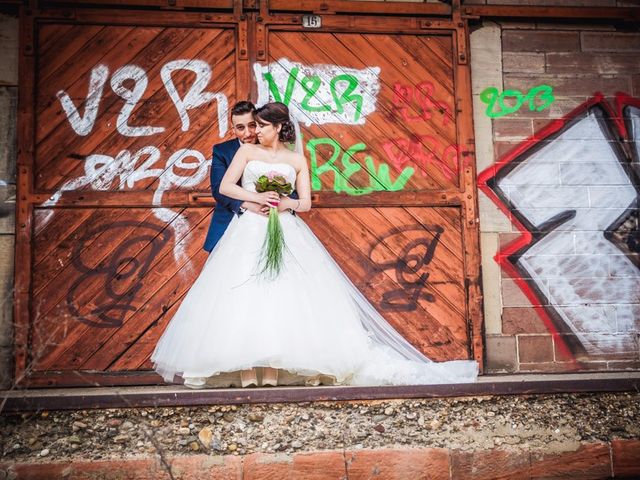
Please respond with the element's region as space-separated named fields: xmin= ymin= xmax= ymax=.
xmin=254 ymin=102 xmax=296 ymax=143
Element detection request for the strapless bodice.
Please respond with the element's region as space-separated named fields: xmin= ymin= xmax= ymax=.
xmin=241 ymin=160 xmax=297 ymax=192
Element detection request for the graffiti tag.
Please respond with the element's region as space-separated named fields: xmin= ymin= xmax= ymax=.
xmin=254 ymin=58 xmax=380 ymax=126
xmin=67 ymin=221 xmax=171 ymax=328
xmin=480 ymin=85 xmax=554 ymax=118
xmin=307 ymin=137 xmax=414 ymax=195
xmin=57 ymin=60 xmax=228 ymax=137
xmin=382 ymin=136 xmax=471 ymax=181
xmin=369 ymin=225 xmax=443 ymax=311
xmin=391 ymin=80 xmax=452 ymax=126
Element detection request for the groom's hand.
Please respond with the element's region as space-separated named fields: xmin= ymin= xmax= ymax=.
xmin=242 ymin=201 xmax=269 ymax=216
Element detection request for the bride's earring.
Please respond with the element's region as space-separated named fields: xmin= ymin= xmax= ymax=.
xmin=240 ymin=368 xmax=258 ymax=388
xmin=262 ymin=367 xmax=279 ymax=387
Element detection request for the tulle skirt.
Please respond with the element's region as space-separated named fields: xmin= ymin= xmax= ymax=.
xmin=150 ymin=210 xmax=478 ymax=386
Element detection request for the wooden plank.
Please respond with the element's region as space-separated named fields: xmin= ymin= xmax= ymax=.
xmin=269 ymin=0 xmax=451 ymax=16
xmin=40 ymin=0 xmax=235 ymax=8
xmin=122 ymin=288 xmax=191 ymax=371
xmin=35 ymin=26 xmax=191 ymax=165
xmin=450 ymin=15 xmax=483 ymax=369
xmin=35 ymin=26 xmax=217 ymax=186
xmin=295 ymin=31 xmax=458 ymax=189
xmin=37 ymin=23 xmax=80 ymax=57
xmin=37 ymin=24 xmax=110 ymax=90
xmin=14 ymin=7 xmax=36 ymax=387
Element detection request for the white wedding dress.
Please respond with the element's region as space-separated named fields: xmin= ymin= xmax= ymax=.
xmin=150 ymin=160 xmax=478 ymax=386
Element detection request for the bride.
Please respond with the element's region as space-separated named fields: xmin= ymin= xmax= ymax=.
xmin=150 ymin=102 xmax=478 ymax=388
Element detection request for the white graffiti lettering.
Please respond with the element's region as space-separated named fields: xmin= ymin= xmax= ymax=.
xmin=111 ymin=65 xmax=165 ymax=137
xmin=253 ymin=58 xmax=380 ymax=127
xmin=161 ymin=59 xmax=228 ymax=134
xmin=56 ymin=64 xmax=109 ymax=136
xmin=57 ymin=60 xmax=228 ymax=138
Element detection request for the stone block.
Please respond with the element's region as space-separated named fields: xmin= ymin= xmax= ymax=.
xmin=0 ymin=87 xmax=17 ymax=184
xmin=501 ymin=278 xmax=537 ymax=307
xmin=0 ymin=14 xmax=18 ymax=86
xmin=518 ymin=334 xmax=554 ymax=363
xmin=472 ymin=93 xmax=496 ymax=172
xmin=546 ymin=52 xmax=640 ymax=75
xmin=529 ymin=442 xmax=612 ymax=479
xmin=485 ymin=334 xmax=518 ymax=372
xmin=503 ymin=74 xmax=631 ymax=97
xmin=503 ymin=30 xmax=580 ymax=53
xmin=503 ymin=52 xmax=545 ymax=73
xmin=0 ymin=183 xmax=14 ymax=234
xmin=451 ymin=447 xmax=530 ymax=479
xmin=0 ymin=235 xmax=14 ymax=348
xmin=470 ymin=22 xmax=503 ymax=95
xmin=502 ymin=307 xmax=548 ymax=334
xmin=581 ymin=32 xmax=640 ymax=52
xmin=480 ymin=232 xmax=502 ymax=335
xmin=478 ymin=191 xmax=512 ymax=233
xmin=346 ymin=448 xmax=450 ymax=480
xmin=492 ymin=118 xmax=533 ymax=141
xmin=612 ymin=439 xmax=640 ymax=478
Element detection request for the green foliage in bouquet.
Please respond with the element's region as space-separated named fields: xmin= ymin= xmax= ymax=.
xmin=255 ymin=174 xmax=294 ymax=196
xmin=255 ymin=173 xmax=294 ymax=280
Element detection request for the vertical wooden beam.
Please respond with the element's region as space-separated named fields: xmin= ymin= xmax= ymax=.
xmin=451 ymin=5 xmax=484 ymax=371
xmin=236 ymin=10 xmax=250 ymax=102
xmin=14 ymin=7 xmax=36 ymax=387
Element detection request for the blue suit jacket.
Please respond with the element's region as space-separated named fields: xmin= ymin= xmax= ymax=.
xmin=203 ymin=139 xmax=299 ymax=252
xmin=203 ymin=139 xmax=243 ymax=252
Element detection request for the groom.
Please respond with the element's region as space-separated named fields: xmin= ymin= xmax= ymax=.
xmin=203 ymin=101 xmax=266 ymax=253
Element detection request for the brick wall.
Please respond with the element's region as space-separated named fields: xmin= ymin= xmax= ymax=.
xmin=0 ymin=9 xmax=17 ymax=390
xmin=473 ymin=19 xmax=640 ymax=373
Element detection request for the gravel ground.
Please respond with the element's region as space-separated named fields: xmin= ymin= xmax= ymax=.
xmin=1 ymin=392 xmax=638 ymax=462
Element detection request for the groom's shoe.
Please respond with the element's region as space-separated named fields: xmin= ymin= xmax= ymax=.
xmin=240 ymin=368 xmax=258 ymax=388
xmin=183 ymin=377 xmax=207 ymax=389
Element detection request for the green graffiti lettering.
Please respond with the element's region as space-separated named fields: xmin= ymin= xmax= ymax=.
xmin=480 ymin=85 xmax=554 ymax=118
xmin=330 ymin=74 xmax=363 ymax=122
xmin=307 ymin=138 xmax=414 ymax=195
xmin=526 ymin=85 xmax=555 ymax=112
xmin=263 ymin=67 xmax=299 ymax=106
xmin=307 ymin=137 xmax=342 ymax=191
xmin=300 ymin=75 xmax=332 ymax=112
xmin=365 ymin=156 xmax=414 ymax=192
xmin=497 ymin=90 xmax=525 ymax=117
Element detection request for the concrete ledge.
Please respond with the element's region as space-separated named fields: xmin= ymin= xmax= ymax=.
xmin=1 ymin=372 xmax=639 ymax=413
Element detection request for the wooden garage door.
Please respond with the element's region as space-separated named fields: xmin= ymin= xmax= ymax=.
xmin=15 ymin=10 xmax=481 ymax=388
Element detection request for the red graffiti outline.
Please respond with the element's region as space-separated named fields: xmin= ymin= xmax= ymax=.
xmin=477 ymin=92 xmax=639 ymax=366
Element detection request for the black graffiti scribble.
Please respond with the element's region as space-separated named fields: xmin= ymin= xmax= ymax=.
xmin=67 ymin=220 xmax=171 ymax=328
xmin=369 ymin=224 xmax=443 ymax=311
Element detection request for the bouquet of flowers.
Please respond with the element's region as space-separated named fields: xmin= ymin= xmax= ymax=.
xmin=255 ymin=171 xmax=294 ymax=279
